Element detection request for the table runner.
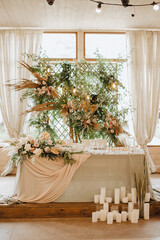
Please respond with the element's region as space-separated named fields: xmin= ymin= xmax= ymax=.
xmin=14 ymin=154 xmax=91 ymax=203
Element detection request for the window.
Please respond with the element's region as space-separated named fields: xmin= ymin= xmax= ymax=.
xmin=84 ymin=33 xmax=126 ymax=60
xmin=42 ymin=33 xmax=77 ymax=59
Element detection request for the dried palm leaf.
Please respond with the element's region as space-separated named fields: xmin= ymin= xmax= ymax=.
xmin=6 ymin=79 xmax=39 ymax=91
xmin=20 ymin=61 xmax=43 ymax=82
xmin=25 ymin=102 xmax=56 ymax=114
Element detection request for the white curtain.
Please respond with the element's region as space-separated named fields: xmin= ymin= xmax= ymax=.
xmin=127 ymin=30 xmax=160 ymax=173
xmin=0 ymin=30 xmax=43 ymax=138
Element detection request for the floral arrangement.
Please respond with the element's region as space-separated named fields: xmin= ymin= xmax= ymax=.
xmin=10 ymin=132 xmax=76 ymax=166
xmin=7 ymin=53 xmax=129 ymax=146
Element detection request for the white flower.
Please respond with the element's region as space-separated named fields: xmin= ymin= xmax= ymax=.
xmin=42 ymin=86 xmax=46 ymax=91
xmin=22 ymin=151 xmax=27 ymax=154
xmin=33 ymin=148 xmax=42 ymax=156
xmin=16 ymin=143 xmax=22 ymax=149
xmin=39 ymin=135 xmax=44 ymax=142
xmin=34 ymin=141 xmax=39 ymax=147
xmin=111 ymin=129 xmax=114 ymax=133
xmin=47 ymin=140 xmax=52 ymax=145
xmin=25 ymin=143 xmax=31 ymax=151
xmin=20 ymin=137 xmax=28 ymax=145
xmin=42 ymin=81 xmax=47 ymax=85
xmin=44 ymin=147 xmax=50 ymax=153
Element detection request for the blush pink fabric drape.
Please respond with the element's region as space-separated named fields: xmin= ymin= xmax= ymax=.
xmin=14 ymin=154 xmax=91 ymax=203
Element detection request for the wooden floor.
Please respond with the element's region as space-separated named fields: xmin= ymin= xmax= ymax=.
xmin=0 ymin=202 xmax=160 ymax=218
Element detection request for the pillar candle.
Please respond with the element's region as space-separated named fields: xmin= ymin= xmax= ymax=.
xmin=116 ymin=213 xmax=122 ymax=223
xmin=103 ymin=202 xmax=109 ymax=212
xmin=131 ymin=188 xmax=137 ymax=203
xmin=145 ymin=193 xmax=151 ymax=203
xmin=100 ymin=187 xmax=106 ymax=197
xmin=120 ymin=186 xmax=126 ymax=200
xmin=114 ymin=188 xmax=120 ymax=204
xmin=128 ymin=202 xmax=134 ymax=212
xmin=100 ymin=194 xmax=105 ymax=204
xmin=144 ymin=203 xmax=150 ymax=220
xmin=94 ymin=194 xmax=100 ymax=203
xmin=134 ymin=209 xmax=140 ymax=219
xmin=112 ymin=210 xmax=118 ymax=221
xmin=96 ymin=211 xmax=100 ymax=220
xmin=122 ymin=197 xmax=128 ymax=203
xmin=92 ymin=212 xmax=97 ymax=222
xmin=107 ymin=212 xmax=113 ymax=224
xmin=131 ymin=210 xmax=138 ymax=223
xmin=121 ymin=211 xmax=128 ymax=222
xmin=100 ymin=209 xmax=107 ymax=221
xmin=106 ymin=197 xmax=112 ymax=203
xmin=127 ymin=193 xmax=132 ymax=202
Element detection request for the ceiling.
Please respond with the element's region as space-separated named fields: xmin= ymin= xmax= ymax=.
xmin=0 ymin=0 xmax=160 ymax=30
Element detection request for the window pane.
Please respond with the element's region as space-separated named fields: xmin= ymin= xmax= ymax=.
xmin=85 ymin=33 xmax=126 ymax=59
xmin=42 ymin=33 xmax=76 ymax=59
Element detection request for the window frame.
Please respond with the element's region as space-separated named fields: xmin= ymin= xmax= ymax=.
xmin=83 ymin=31 xmax=126 ymax=62
xmin=43 ymin=31 xmax=78 ymax=61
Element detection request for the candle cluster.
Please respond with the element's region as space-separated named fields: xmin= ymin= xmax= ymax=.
xmin=92 ymin=187 xmax=150 ymax=224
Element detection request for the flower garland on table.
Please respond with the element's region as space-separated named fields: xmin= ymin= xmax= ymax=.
xmin=10 ymin=132 xmax=77 ymax=166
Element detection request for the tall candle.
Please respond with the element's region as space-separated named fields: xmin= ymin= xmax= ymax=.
xmin=145 ymin=193 xmax=151 ymax=203
xmin=114 ymin=188 xmax=120 ymax=204
xmin=94 ymin=195 xmax=100 ymax=203
xmin=128 ymin=202 xmax=134 ymax=212
xmin=116 ymin=213 xmax=122 ymax=223
xmin=127 ymin=193 xmax=132 ymax=202
xmin=121 ymin=211 xmax=128 ymax=222
xmin=92 ymin=212 xmax=97 ymax=222
xmin=106 ymin=197 xmax=112 ymax=203
xmin=103 ymin=202 xmax=109 ymax=212
xmin=144 ymin=203 xmax=150 ymax=220
xmin=96 ymin=211 xmax=100 ymax=220
xmin=100 ymin=194 xmax=105 ymax=204
xmin=100 ymin=187 xmax=106 ymax=197
xmin=120 ymin=186 xmax=126 ymax=200
xmin=122 ymin=197 xmax=128 ymax=203
xmin=100 ymin=209 xmax=107 ymax=221
xmin=107 ymin=212 xmax=113 ymax=224
xmin=112 ymin=210 xmax=118 ymax=221
xmin=131 ymin=188 xmax=137 ymax=203
xmin=131 ymin=210 xmax=138 ymax=223
xmin=134 ymin=209 xmax=140 ymax=219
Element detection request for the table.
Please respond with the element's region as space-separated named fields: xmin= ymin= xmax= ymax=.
xmin=13 ymin=149 xmax=146 ymax=203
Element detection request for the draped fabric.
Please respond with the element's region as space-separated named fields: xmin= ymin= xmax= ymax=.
xmin=0 ymin=30 xmax=43 ymax=138
xmin=127 ymin=31 xmax=160 ymax=173
xmin=14 ymin=154 xmax=91 ymax=203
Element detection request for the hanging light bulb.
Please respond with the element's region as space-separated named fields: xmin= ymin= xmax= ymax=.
xmin=73 ymin=88 xmax=77 ymax=94
xmin=87 ymin=95 xmax=90 ymax=100
xmin=96 ymin=2 xmax=102 ymax=13
xmin=112 ymin=83 xmax=116 ymax=89
xmin=153 ymin=1 xmax=159 ymax=10
xmin=47 ymin=67 xmax=51 ymax=73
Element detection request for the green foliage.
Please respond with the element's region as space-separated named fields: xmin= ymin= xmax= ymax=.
xmin=22 ymin=52 xmax=129 ymax=146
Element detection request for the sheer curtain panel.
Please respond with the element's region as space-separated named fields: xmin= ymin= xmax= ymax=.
xmin=127 ymin=31 xmax=160 ymax=173
xmin=0 ymin=30 xmax=43 ymax=138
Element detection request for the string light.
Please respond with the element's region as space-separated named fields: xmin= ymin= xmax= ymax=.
xmin=91 ymin=0 xmax=160 ymax=14
xmin=96 ymin=2 xmax=102 ymax=13
xmin=153 ymin=1 xmax=159 ymax=10
xmin=87 ymin=95 xmax=90 ymax=100
xmin=112 ymin=83 xmax=116 ymax=89
xmin=73 ymin=88 xmax=77 ymax=94
xmin=47 ymin=67 xmax=51 ymax=73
